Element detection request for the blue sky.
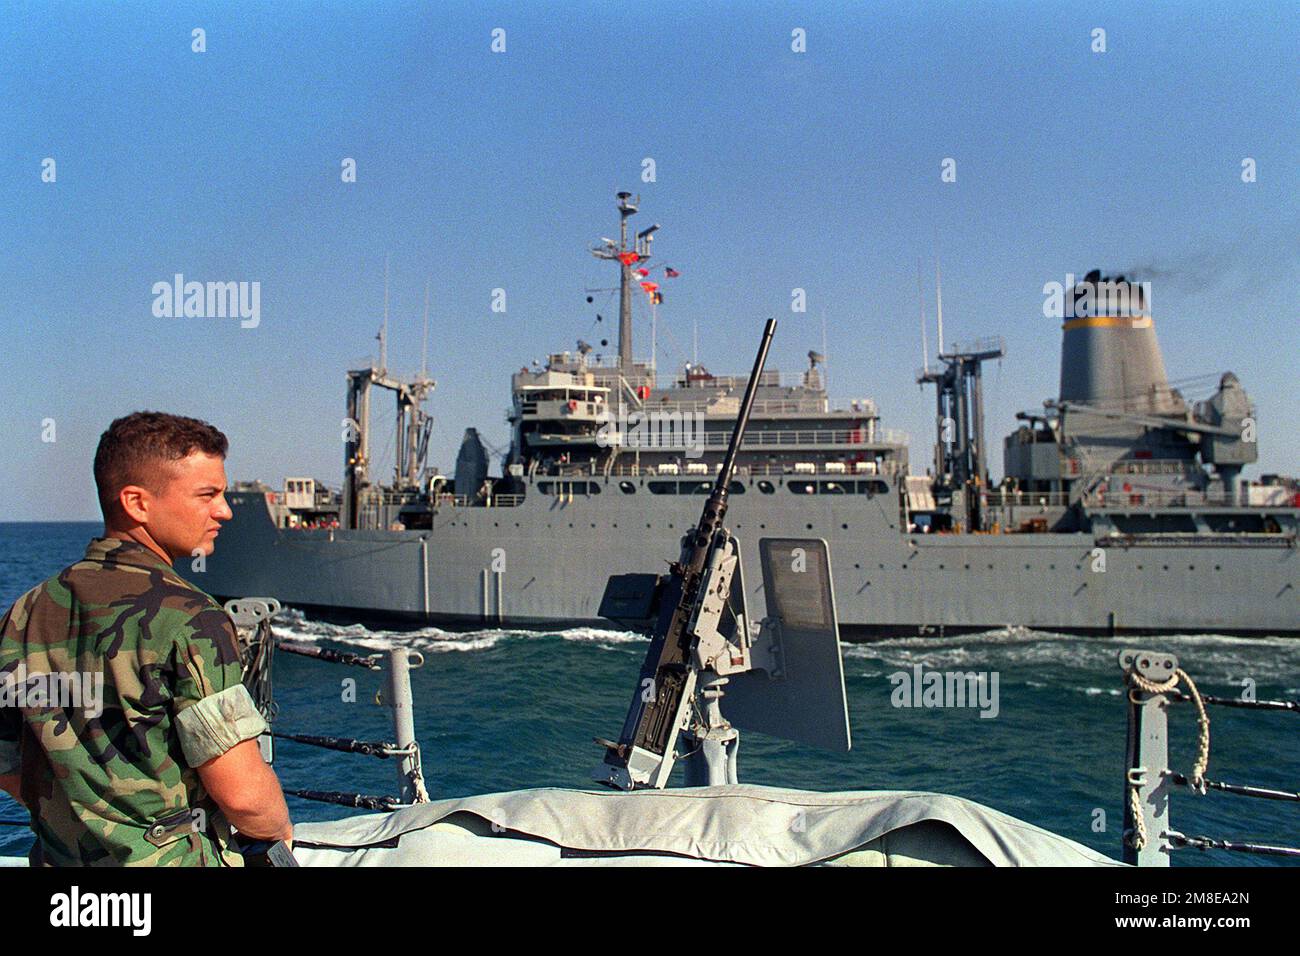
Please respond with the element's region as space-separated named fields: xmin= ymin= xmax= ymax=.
xmin=1 ymin=1 xmax=1296 ymax=521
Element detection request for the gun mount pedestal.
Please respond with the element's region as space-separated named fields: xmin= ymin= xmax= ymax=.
xmin=682 ymin=673 xmax=740 ymax=787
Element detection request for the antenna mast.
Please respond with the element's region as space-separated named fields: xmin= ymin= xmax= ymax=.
xmin=918 ymin=259 xmax=929 ymax=372
xmin=821 ymin=311 xmax=828 ymax=391
xmin=421 ymin=279 xmax=430 ymax=380
xmin=381 ymin=255 xmax=390 ymax=374
xmin=935 ymin=254 xmax=945 ymax=357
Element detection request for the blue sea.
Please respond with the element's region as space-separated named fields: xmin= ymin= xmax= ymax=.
xmin=2 ymin=521 xmax=1296 ymax=865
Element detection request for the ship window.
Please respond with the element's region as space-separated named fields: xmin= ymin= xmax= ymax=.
xmin=788 ymin=482 xmax=817 ymax=495
xmin=857 ymin=480 xmax=889 ymax=495
xmin=757 ymin=480 xmax=775 ymax=494
xmin=1204 ymin=514 xmax=1264 ymax=533
xmin=820 ymin=481 xmax=848 ymax=494
xmin=648 ymin=481 xmax=677 ymax=495
xmin=619 ymin=481 xmax=636 ymax=494
xmin=537 ymin=481 xmax=599 ymax=496
xmin=1113 ymin=514 xmax=1198 ymax=534
xmin=684 ymin=481 xmax=713 ymax=495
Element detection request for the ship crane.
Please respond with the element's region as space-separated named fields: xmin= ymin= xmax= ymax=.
xmin=342 ymin=288 xmax=437 ymax=530
xmin=917 ymin=337 xmax=1006 ymax=531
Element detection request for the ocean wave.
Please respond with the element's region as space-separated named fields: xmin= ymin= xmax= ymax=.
xmin=840 ymin=627 xmax=1300 ymax=688
xmin=269 ymin=609 xmax=644 ymax=655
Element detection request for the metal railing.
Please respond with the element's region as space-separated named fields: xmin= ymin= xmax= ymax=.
xmin=228 ymin=598 xmax=430 ymax=813
xmin=600 ymin=426 xmax=906 ymax=449
xmin=431 ymin=493 xmax=525 ymax=509
xmin=1120 ymin=648 xmax=1299 ymax=866
xmin=983 ymin=490 xmax=1074 ymax=510
xmin=1082 ymin=488 xmax=1279 ymax=510
xmin=605 ymin=460 xmax=904 ymax=479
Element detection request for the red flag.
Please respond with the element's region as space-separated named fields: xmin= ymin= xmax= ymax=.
xmin=639 ymin=281 xmax=658 ymax=294
xmin=636 ymin=268 xmax=650 ymax=277
xmin=619 ymin=251 xmax=640 ymax=266
xmin=664 ymin=267 xmax=680 ymax=278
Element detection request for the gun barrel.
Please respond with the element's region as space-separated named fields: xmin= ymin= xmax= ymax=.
xmin=714 ymin=317 xmax=777 ymax=496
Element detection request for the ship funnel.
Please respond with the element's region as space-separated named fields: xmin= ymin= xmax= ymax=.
xmin=1059 ymin=271 xmax=1176 ymax=414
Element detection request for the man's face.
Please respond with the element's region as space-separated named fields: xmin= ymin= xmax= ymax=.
xmin=137 ymin=452 xmax=233 ymax=561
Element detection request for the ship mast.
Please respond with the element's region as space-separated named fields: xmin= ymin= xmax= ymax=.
xmin=590 ymin=191 xmax=657 ymax=369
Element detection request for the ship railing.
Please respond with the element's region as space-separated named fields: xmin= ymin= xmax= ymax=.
xmin=600 ymin=426 xmax=908 ymax=449
xmin=1061 ymin=455 xmax=1202 ymax=479
xmin=432 ymin=493 xmax=525 ymax=509
xmin=1082 ymin=488 xmax=1270 ymax=510
xmin=1104 ymin=458 xmax=1202 ymax=477
xmin=632 ymin=398 xmax=834 ymax=417
xmin=942 ymin=335 xmax=1006 ymax=358
xmin=1119 ymin=648 xmax=1299 ymax=866
xmin=664 ymin=371 xmax=785 ymax=390
xmin=604 ymin=460 xmax=905 ymax=478
xmin=226 ymin=598 xmax=430 ymax=814
xmin=982 ymin=490 xmax=1074 ymax=510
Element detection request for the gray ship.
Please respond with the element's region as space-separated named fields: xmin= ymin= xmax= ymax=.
xmin=184 ymin=193 xmax=1300 ymax=637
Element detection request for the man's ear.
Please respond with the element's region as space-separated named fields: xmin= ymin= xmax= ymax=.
xmin=118 ymin=485 xmax=151 ymax=524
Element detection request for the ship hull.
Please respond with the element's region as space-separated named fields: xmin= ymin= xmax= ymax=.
xmin=185 ymin=491 xmax=1300 ymax=638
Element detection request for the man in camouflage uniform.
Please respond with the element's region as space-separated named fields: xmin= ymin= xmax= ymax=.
xmin=0 ymin=411 xmax=292 ymax=865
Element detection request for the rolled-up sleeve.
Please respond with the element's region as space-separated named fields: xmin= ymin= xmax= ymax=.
xmin=170 ymin=605 xmax=267 ymax=767
xmin=174 ymin=683 xmax=267 ymax=767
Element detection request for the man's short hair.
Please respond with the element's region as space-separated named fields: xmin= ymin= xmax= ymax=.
xmin=93 ymin=411 xmax=229 ymax=517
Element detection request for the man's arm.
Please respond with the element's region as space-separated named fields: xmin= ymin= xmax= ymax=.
xmin=196 ymin=739 xmax=291 ymax=843
xmin=170 ymin=604 xmax=293 ymax=847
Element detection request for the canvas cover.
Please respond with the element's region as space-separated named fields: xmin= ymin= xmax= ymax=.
xmin=292 ymin=784 xmax=1123 ymax=867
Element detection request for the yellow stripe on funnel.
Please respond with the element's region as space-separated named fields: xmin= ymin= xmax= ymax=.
xmin=1063 ymin=315 xmax=1153 ymax=330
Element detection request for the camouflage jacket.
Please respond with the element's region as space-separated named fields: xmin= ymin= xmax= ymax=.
xmin=0 ymin=537 xmax=267 ymax=866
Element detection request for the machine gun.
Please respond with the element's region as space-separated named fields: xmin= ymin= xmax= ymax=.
xmin=594 ymin=318 xmax=851 ymax=789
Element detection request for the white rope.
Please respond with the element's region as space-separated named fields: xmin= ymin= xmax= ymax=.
xmin=1128 ymin=666 xmax=1210 ymax=790
xmin=1128 ymin=780 xmax=1147 ymax=850
xmin=1125 ymin=664 xmax=1212 ymax=851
